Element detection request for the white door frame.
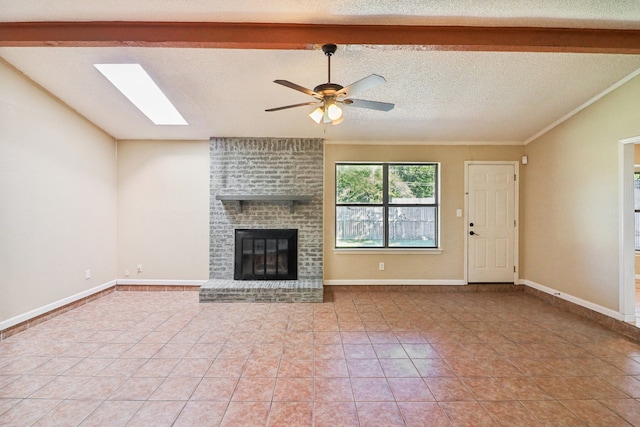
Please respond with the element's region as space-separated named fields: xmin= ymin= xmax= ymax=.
xmin=619 ymin=136 xmax=638 ymax=323
xmin=464 ymin=161 xmax=520 ymax=284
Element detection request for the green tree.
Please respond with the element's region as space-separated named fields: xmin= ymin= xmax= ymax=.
xmin=390 ymin=165 xmax=435 ymax=200
xmin=336 ymin=164 xmax=383 ymax=203
xmin=337 ymin=164 xmax=436 ymax=203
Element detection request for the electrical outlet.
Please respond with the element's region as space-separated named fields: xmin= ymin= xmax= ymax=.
xmin=379 ymin=262 xmax=385 ymax=271
xmin=124 ymin=269 xmax=130 ymax=277
xmin=137 ymin=264 xmax=143 ymax=273
xmin=85 ymin=269 xmax=91 ymax=279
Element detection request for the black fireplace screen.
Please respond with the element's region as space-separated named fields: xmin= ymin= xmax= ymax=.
xmin=234 ymin=229 xmax=298 ymax=280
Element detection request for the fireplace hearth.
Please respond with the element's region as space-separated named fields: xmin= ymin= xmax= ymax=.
xmin=234 ymin=229 xmax=298 ymax=280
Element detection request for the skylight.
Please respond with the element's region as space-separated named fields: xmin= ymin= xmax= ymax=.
xmin=94 ymin=64 xmax=187 ymax=126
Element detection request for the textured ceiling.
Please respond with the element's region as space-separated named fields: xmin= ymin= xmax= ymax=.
xmin=2 ymin=1 xmax=640 ymax=143
xmin=3 ymin=0 xmax=640 ymax=28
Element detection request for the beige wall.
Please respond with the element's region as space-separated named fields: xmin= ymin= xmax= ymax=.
xmin=324 ymin=143 xmax=524 ymax=282
xmin=524 ymin=75 xmax=640 ymax=311
xmin=117 ymin=139 xmax=209 ymax=281
xmin=0 ymin=60 xmax=117 ymax=324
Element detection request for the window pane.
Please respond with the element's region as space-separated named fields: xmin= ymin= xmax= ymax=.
xmin=389 ymin=164 xmax=436 ymax=204
xmin=266 ymin=239 xmax=277 ymax=275
xmin=336 ymin=164 xmax=383 ymax=204
xmin=336 ymin=206 xmax=384 ymax=247
xmin=278 ymin=239 xmax=288 ymax=274
xmin=636 ymin=212 xmax=640 ymax=250
xmin=635 ymin=173 xmax=640 ymax=250
xmin=254 ymin=239 xmax=265 ymax=274
xmin=388 ymin=207 xmax=436 ymax=247
xmin=635 ymin=173 xmax=640 ymax=210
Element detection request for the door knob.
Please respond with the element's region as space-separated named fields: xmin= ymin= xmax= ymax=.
xmin=470 ymin=231 xmax=479 ymax=236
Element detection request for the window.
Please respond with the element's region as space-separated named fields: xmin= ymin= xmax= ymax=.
xmin=635 ymin=172 xmax=640 ymax=250
xmin=336 ymin=163 xmax=439 ymax=248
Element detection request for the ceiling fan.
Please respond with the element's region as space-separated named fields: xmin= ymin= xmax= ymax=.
xmin=265 ymin=44 xmax=394 ymax=125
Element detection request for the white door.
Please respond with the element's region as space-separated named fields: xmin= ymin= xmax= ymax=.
xmin=467 ymin=163 xmax=517 ymax=283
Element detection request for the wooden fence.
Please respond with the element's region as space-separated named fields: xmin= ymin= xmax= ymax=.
xmin=336 ymin=206 xmax=436 ymax=241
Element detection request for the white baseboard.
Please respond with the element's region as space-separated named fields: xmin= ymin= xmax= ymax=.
xmin=524 ymin=279 xmax=625 ymax=321
xmin=116 ymin=279 xmax=206 ymax=286
xmin=323 ymin=279 xmax=466 ymax=286
xmin=0 ymin=279 xmax=209 ymax=332
xmin=7 ymin=277 xmax=622 ymax=332
xmin=0 ymin=279 xmax=117 ymax=331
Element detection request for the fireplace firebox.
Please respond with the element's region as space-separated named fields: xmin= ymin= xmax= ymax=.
xmin=234 ymin=229 xmax=298 ymax=280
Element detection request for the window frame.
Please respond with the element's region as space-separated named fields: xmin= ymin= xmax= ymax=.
xmin=335 ymin=162 xmax=440 ymax=249
xmin=635 ymin=171 xmax=640 ymax=251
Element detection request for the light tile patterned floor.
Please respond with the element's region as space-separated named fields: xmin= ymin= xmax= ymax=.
xmin=2 ymin=289 xmax=640 ymax=426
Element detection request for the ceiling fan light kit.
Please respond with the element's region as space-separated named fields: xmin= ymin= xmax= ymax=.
xmin=266 ymin=43 xmax=394 ymax=125
xmin=327 ymin=102 xmax=343 ymax=120
xmin=309 ymin=107 xmax=324 ymax=124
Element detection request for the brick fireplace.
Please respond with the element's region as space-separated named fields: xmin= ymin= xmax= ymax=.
xmin=199 ymin=137 xmax=323 ymax=303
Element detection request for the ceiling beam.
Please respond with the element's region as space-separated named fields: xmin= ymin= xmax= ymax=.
xmin=1 ymin=21 xmax=640 ymax=53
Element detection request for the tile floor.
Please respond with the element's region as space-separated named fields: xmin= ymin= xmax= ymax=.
xmin=1 ymin=289 xmax=640 ymax=426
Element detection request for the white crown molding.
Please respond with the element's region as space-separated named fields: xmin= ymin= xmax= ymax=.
xmin=524 ymin=68 xmax=640 ymax=145
xmin=323 ymin=140 xmax=524 ymax=146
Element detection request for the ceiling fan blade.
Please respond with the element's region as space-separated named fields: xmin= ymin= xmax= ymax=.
xmin=273 ymin=80 xmax=321 ymax=97
xmin=336 ymin=74 xmax=386 ymax=97
xmin=344 ymin=98 xmax=395 ymax=112
xmin=265 ymin=101 xmax=319 ymax=112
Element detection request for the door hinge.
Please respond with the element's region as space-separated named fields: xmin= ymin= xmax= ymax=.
xmin=514 ymin=173 xmax=517 ymax=181
xmin=514 ymin=220 xmax=516 ymax=227
xmin=514 ymin=266 xmax=516 ymax=273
